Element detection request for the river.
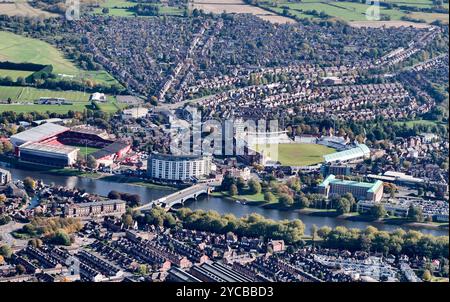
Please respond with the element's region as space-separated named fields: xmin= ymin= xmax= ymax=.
xmin=2 ymin=162 xmax=448 ymax=236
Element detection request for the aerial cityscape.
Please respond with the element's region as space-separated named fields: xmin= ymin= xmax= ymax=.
xmin=0 ymin=0 xmax=448 ymax=286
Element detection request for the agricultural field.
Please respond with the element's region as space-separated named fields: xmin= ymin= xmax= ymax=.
xmin=0 ymin=86 xmax=121 ymax=114
xmin=192 ymin=0 xmax=296 ymax=24
xmin=260 ymin=0 xmax=448 ymax=24
xmin=255 ymin=143 xmax=336 ymax=166
xmin=92 ymin=0 xmax=185 ymax=16
xmin=0 ymin=1 xmax=57 ymax=18
xmin=0 ymin=31 xmax=119 ymax=86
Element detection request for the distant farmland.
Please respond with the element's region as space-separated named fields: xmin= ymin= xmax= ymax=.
xmin=0 ymin=31 xmax=119 ymax=86
xmin=0 ymin=1 xmax=57 ymax=18
xmin=258 ymin=0 xmax=449 ymax=24
xmin=192 ymin=0 xmax=296 ymax=24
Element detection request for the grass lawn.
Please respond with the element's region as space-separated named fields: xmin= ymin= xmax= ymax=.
xmin=92 ymin=0 xmax=184 ymax=16
xmin=0 ymin=31 xmax=119 ymax=86
xmin=0 ymin=69 xmax=33 ymax=80
xmin=66 ymin=145 xmax=101 ymax=157
xmin=211 ymin=191 xmax=267 ymax=203
xmin=94 ymin=100 xmax=127 ymax=114
xmin=254 ymin=143 xmax=335 ymax=166
xmin=393 ymin=119 xmax=444 ymax=128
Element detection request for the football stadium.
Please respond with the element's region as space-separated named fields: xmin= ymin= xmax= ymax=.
xmin=10 ymin=123 xmax=131 ymax=167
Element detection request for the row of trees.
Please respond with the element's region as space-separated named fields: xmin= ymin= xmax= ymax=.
xmin=175 ymin=208 xmax=305 ymax=243
xmin=108 ymin=191 xmax=142 ymax=207
xmin=318 ymin=225 xmax=449 ymax=259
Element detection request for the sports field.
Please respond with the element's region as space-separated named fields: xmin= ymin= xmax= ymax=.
xmin=66 ymin=145 xmax=101 ymax=157
xmin=0 ymin=86 xmax=121 ymax=114
xmin=0 ymin=31 xmax=119 ymax=86
xmin=255 ymin=143 xmax=336 ymax=166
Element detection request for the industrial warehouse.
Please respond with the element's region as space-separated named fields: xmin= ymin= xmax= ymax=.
xmin=9 ymin=123 xmax=131 ymax=168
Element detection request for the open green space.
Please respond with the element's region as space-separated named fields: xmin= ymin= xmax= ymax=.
xmin=0 ymin=31 xmax=119 ymax=86
xmin=261 ymin=0 xmax=448 ymax=23
xmin=92 ymin=0 xmax=184 ymax=16
xmin=0 ymin=69 xmax=33 ymax=80
xmin=0 ymin=86 xmax=123 ymax=114
xmin=254 ymin=143 xmax=336 ymax=166
xmin=393 ymin=119 xmax=445 ymax=128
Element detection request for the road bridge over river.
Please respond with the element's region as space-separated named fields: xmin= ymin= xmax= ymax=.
xmin=136 ymin=183 xmax=215 ymax=211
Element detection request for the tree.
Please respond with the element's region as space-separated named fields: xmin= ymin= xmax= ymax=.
xmin=102 ymin=7 xmax=110 ymax=14
xmin=297 ymin=196 xmax=310 ymax=208
xmin=236 ymin=177 xmax=246 ymax=192
xmin=50 ymin=230 xmax=71 ymax=246
xmin=122 ymin=214 xmax=134 ymax=228
xmin=2 ymin=141 xmax=13 ymax=154
xmin=23 ymin=177 xmax=36 ymax=192
xmin=317 ymin=226 xmax=332 ymax=238
xmin=16 ymin=264 xmax=26 ymax=275
xmin=137 ymin=264 xmax=148 ymax=276
xmin=279 ymin=193 xmax=294 ymax=207
xmin=336 ymin=197 xmax=351 ymax=215
xmin=108 ymin=190 xmax=121 ymax=200
xmin=264 ymin=192 xmax=276 ymax=203
xmin=370 ymin=204 xmax=387 ymax=219
xmin=287 ymin=177 xmax=301 ymax=191
xmin=229 ymin=184 xmax=238 ymax=196
xmin=311 ymin=224 xmax=318 ymax=247
xmin=0 ymin=244 xmax=12 ymax=258
xmin=28 ymin=238 xmax=43 ymax=248
xmin=408 ymin=205 xmax=423 ymax=222
xmin=86 ymin=155 xmax=97 ymax=169
xmin=422 ymin=269 xmax=432 ymax=282
xmin=248 ymin=179 xmax=262 ymax=194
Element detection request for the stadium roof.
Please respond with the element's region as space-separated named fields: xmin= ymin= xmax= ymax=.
xmin=10 ymin=123 xmax=69 ymax=146
xmin=69 ymin=125 xmax=110 ymax=140
xmin=323 ymin=144 xmax=370 ymax=163
xmin=20 ymin=142 xmax=79 ymax=155
xmin=91 ymin=141 xmax=130 ymax=160
xmin=319 ymin=174 xmax=383 ymax=193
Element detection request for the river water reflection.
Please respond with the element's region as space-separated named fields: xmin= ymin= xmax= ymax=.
xmin=2 ymin=162 xmax=448 ymax=236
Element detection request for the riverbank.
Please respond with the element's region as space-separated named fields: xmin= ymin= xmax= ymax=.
xmin=0 ymin=158 xmax=179 ymax=192
xmin=210 ymin=191 xmax=449 ymax=231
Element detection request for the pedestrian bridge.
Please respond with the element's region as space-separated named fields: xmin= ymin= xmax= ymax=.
xmin=136 ymin=183 xmax=213 ymax=211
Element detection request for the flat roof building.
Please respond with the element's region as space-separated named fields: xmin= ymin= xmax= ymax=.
xmin=318 ymin=174 xmax=383 ymax=202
